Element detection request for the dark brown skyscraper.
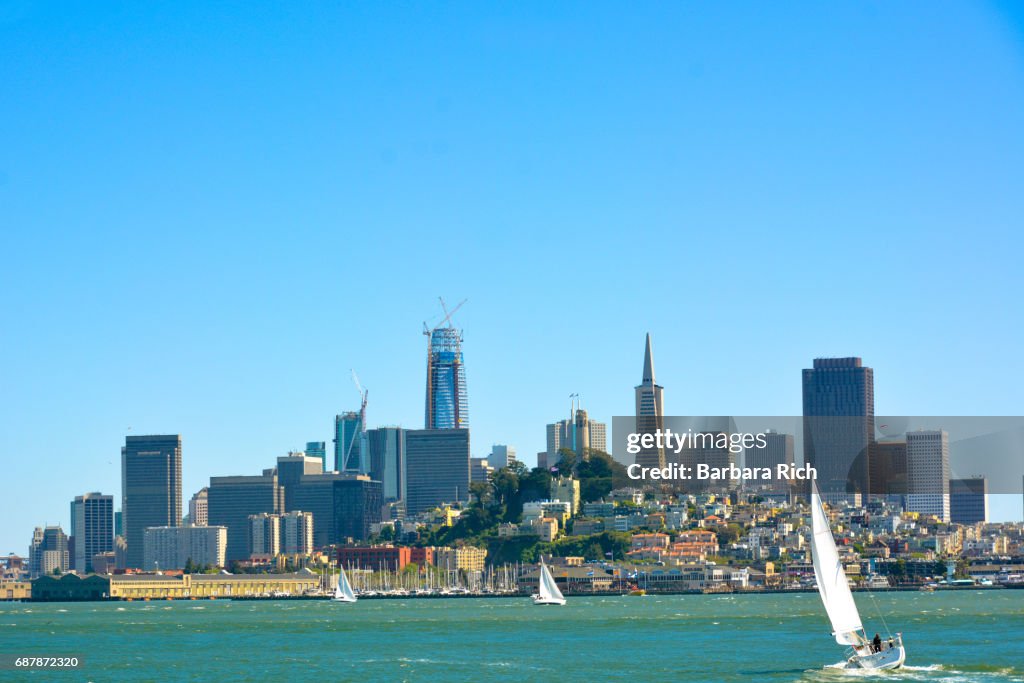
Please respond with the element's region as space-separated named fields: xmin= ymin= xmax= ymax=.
xmin=122 ymin=435 xmax=182 ymax=569
xmin=869 ymin=440 xmax=907 ymax=497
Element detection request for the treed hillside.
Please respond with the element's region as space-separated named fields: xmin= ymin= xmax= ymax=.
xmin=413 ymin=449 xmax=635 ymax=563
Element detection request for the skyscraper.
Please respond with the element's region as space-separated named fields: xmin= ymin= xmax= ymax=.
xmin=546 ymin=421 xmax=567 ymax=462
xmin=207 ymin=473 xmax=284 ymax=562
xmin=802 ymin=358 xmax=874 ymax=504
xmin=675 ymin=430 xmax=737 ymax=494
xmin=743 ymin=431 xmax=794 ymax=492
xmin=29 ymin=526 xmax=69 ymax=578
xmin=545 ymin=411 xmax=607 ymax=465
xmin=869 ymin=440 xmax=908 ymax=500
xmin=424 ymin=326 xmax=468 ymax=430
xmin=143 ymin=526 xmax=227 ymax=570
xmin=305 ymin=441 xmax=327 ymax=472
xmin=489 ymin=444 xmax=517 ymax=469
xmin=334 ymin=411 xmax=365 ymax=473
xmin=247 ymin=513 xmax=280 ymax=558
xmin=122 ymin=435 xmax=183 ymax=569
xmin=634 ymin=333 xmax=665 ymax=469
xmin=906 ymin=429 xmax=950 ymax=522
xmin=950 ymin=477 xmax=988 ymax=525
xmin=470 ymin=457 xmax=494 ymax=483
xmin=280 ymin=511 xmax=315 ymax=555
xmin=189 ymin=487 xmax=209 ymax=527
xmin=277 ymin=452 xmax=325 ymax=509
xmin=72 ymin=492 xmax=114 ymax=574
xmin=285 ymin=473 xmax=382 ymax=546
xmin=404 ymin=429 xmax=471 ymax=515
xmin=366 ymin=426 xmax=404 ymax=501
xmin=587 ymin=419 xmax=607 ymax=454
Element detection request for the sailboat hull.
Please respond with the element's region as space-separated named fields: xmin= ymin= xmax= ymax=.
xmin=531 ymin=594 xmax=566 ymax=606
xmin=846 ymin=646 xmax=905 ymax=670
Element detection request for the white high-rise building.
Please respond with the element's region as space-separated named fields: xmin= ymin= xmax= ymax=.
xmin=906 ymin=430 xmax=950 ymax=522
xmin=489 ymin=444 xmax=517 ymax=469
xmin=634 ymin=333 xmax=665 ymax=468
xmin=546 ymin=421 xmax=568 ymax=461
xmin=72 ymin=492 xmax=114 ymax=574
xmin=280 ymin=511 xmax=314 ymax=555
xmin=189 ymin=488 xmax=209 ymax=527
xmin=471 ymin=458 xmax=494 ymax=483
xmin=588 ymin=420 xmax=607 ymax=454
xmin=143 ymin=526 xmax=227 ymax=570
xmin=248 ymin=513 xmax=280 ymax=557
xmin=544 ymin=410 xmax=607 ymax=465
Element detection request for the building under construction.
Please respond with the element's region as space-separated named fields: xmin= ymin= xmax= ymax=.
xmin=424 ymin=300 xmax=469 ymax=430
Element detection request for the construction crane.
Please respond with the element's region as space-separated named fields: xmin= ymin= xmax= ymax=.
xmin=422 ymin=296 xmax=467 ymax=336
xmin=351 ymin=369 xmax=368 ymax=418
xmin=344 ymin=369 xmax=368 ymax=472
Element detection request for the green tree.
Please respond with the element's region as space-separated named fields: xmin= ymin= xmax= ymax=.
xmin=553 ymin=448 xmax=579 ymax=477
xmin=555 ymin=449 xmax=628 ymax=502
xmin=583 ymin=541 xmax=604 ymax=561
xmin=581 ymin=477 xmax=613 ymax=504
xmin=490 ymin=467 xmax=520 ymax=518
xmin=469 ymin=482 xmax=490 ymax=506
xmin=718 ymin=523 xmax=745 ymax=546
xmin=518 ymin=468 xmax=554 ymax=506
xmin=954 ymin=558 xmax=970 ymax=579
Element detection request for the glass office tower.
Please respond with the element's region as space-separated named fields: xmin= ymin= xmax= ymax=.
xmin=424 ymin=327 xmax=468 ymax=430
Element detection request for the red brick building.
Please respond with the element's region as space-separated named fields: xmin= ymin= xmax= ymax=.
xmin=337 ymin=545 xmax=411 ymax=571
xmin=409 ymin=547 xmax=434 ymax=567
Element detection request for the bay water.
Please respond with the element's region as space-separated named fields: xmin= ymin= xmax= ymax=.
xmin=2 ymin=590 xmax=1021 ymax=681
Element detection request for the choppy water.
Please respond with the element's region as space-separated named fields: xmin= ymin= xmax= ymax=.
xmin=0 ymin=590 xmax=1021 ymax=681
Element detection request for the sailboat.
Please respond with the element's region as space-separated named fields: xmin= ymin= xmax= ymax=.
xmin=531 ymin=558 xmax=566 ymax=606
xmin=810 ymin=482 xmax=904 ymax=670
xmin=332 ymin=564 xmax=357 ymax=603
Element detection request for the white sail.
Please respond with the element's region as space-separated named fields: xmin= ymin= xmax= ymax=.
xmin=334 ymin=565 xmax=357 ymax=602
xmin=538 ymin=561 xmax=564 ymax=602
xmin=810 ymin=483 xmax=863 ymax=645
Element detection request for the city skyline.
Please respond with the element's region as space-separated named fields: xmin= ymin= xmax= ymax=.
xmin=10 ymin=338 xmax=1023 ymax=560
xmin=3 ymin=3 xmax=1024 ymax=554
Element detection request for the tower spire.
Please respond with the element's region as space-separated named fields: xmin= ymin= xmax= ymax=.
xmin=634 ymin=332 xmax=665 ymax=469
xmin=642 ymin=332 xmax=655 ymax=384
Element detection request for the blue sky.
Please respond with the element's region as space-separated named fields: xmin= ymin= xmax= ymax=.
xmin=2 ymin=2 xmax=1023 ymax=553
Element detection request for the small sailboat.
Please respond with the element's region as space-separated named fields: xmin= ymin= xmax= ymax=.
xmin=532 ymin=558 xmax=566 ymax=606
xmin=810 ymin=482 xmax=904 ymax=669
xmin=332 ymin=564 xmax=357 ymax=603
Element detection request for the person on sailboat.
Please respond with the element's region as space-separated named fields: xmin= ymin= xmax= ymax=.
xmin=872 ymin=634 xmax=882 ymax=653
